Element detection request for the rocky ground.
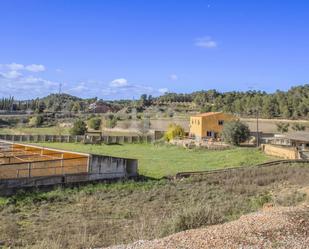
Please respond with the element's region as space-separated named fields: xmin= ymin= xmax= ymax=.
xmin=107 ymin=204 xmax=309 ymax=249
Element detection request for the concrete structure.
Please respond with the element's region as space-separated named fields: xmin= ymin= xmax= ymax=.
xmin=261 ymin=144 xmax=299 ymax=159
xmin=189 ymin=112 xmax=235 ymax=140
xmin=0 ymin=140 xmax=138 ymax=194
xmin=263 ymin=132 xmax=309 ymax=159
xmin=0 ymin=134 xmax=154 ymax=144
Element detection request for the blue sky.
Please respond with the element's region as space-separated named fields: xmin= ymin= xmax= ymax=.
xmin=1 ymin=0 xmax=309 ymax=100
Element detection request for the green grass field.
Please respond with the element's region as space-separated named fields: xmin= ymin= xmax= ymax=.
xmin=36 ymin=143 xmax=275 ymax=178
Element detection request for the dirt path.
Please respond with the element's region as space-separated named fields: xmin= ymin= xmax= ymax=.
xmin=107 ymin=204 xmax=309 ymax=249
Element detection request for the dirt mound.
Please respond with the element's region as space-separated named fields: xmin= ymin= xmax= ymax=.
xmin=107 ymin=205 xmax=309 ymax=249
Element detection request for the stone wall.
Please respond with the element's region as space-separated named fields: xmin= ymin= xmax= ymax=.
xmin=261 ymin=144 xmax=299 ymax=159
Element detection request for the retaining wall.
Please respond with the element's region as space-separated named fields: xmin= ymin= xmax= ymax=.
xmin=261 ymin=144 xmax=299 ymax=159
xmin=0 ymin=141 xmax=138 ymax=195
xmin=0 ymin=134 xmax=155 ymax=144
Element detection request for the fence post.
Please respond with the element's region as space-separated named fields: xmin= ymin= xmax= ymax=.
xmin=28 ymin=162 xmax=31 ymax=178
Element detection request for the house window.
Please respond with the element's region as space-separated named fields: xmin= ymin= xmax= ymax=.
xmin=218 ymin=120 xmax=224 ymax=126
xmin=206 ymin=131 xmax=212 ymax=137
xmin=198 ymin=120 xmax=200 ymax=125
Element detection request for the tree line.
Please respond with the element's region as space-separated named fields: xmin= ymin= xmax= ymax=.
xmin=1 ymin=84 xmax=309 ymax=119
xmin=155 ymin=85 xmax=309 ymax=119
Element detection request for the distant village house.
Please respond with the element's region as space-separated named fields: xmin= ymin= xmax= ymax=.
xmin=89 ymin=101 xmax=113 ymax=113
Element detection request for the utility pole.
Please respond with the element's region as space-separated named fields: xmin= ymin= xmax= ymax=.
xmin=58 ymin=83 xmax=62 ymax=94
xmin=248 ymin=86 xmax=260 ymax=147
xmin=58 ymin=83 xmax=62 ymax=113
xmin=256 ymin=109 xmax=260 ymax=147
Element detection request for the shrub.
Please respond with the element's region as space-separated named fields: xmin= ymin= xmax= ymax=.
xmin=88 ymin=117 xmax=101 ymax=130
xmin=291 ymin=123 xmax=306 ymax=131
xmin=70 ymin=119 xmax=87 ymax=135
xmin=29 ymin=115 xmax=44 ymax=127
xmin=169 ymin=204 xmax=224 ymax=233
xmin=102 ymin=114 xmax=118 ymax=128
xmin=276 ymin=122 xmax=290 ymax=133
xmin=164 ymin=123 xmax=185 ymax=141
xmin=221 ymin=120 xmax=250 ymax=145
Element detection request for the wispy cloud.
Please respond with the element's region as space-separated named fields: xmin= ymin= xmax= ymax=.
xmin=105 ymin=78 xmax=162 ymax=98
xmin=158 ymin=88 xmax=169 ymax=94
xmin=68 ymin=78 xmax=166 ymax=99
xmin=0 ymin=63 xmax=168 ymax=99
xmin=0 ymin=70 xmax=22 ymax=79
xmin=194 ymin=36 xmax=217 ymax=48
xmin=109 ymin=78 xmax=128 ymax=88
xmin=1 ymin=63 xmax=46 ymax=72
xmin=25 ymin=64 xmax=45 ymax=72
xmin=169 ymin=74 xmax=178 ymax=81
xmin=0 ymin=62 xmax=57 ymax=99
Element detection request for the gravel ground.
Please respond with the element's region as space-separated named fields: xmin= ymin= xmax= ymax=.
xmin=106 ymin=204 xmax=309 ymax=249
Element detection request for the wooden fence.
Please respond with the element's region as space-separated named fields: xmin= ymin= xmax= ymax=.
xmin=0 ymin=134 xmax=155 ymax=144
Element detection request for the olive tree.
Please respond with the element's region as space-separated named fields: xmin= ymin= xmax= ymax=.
xmin=221 ymin=120 xmax=250 ymax=146
xmin=70 ymin=119 xmax=87 ymax=135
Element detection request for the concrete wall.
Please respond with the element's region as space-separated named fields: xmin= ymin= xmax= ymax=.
xmin=0 ymin=134 xmax=155 ymax=144
xmin=261 ymin=144 xmax=299 ymax=159
xmin=89 ymin=154 xmax=138 ymax=178
xmin=0 ymin=171 xmax=135 ymax=196
xmin=0 ymin=141 xmax=138 ymax=180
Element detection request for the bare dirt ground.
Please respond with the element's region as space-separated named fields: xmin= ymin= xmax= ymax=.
xmin=107 ymin=204 xmax=309 ymax=249
xmin=241 ymin=118 xmax=309 ymax=133
xmin=116 ymin=117 xmax=309 ymax=133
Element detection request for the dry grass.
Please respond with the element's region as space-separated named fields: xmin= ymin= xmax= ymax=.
xmin=0 ymin=163 xmax=308 ymax=248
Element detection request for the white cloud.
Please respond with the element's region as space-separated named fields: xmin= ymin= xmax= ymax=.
xmin=0 ymin=70 xmax=22 ymax=79
xmin=25 ymin=64 xmax=46 ymax=72
xmin=69 ymin=82 xmax=90 ymax=93
xmin=0 ymin=64 xmax=57 ymax=98
xmin=99 ymin=78 xmax=167 ymax=99
xmin=0 ymin=63 xmax=169 ymax=99
xmin=194 ymin=36 xmax=217 ymax=48
xmin=169 ymin=74 xmax=178 ymax=81
xmin=110 ymin=78 xmax=128 ymax=87
xmin=6 ymin=63 xmax=25 ymax=71
xmin=0 ymin=63 xmax=46 ymax=72
xmin=159 ymin=88 xmax=169 ymax=94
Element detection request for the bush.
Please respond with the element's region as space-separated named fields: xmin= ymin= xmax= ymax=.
xmin=168 ymin=204 xmax=224 ymax=233
xmin=221 ymin=120 xmax=250 ymax=145
xmin=164 ymin=123 xmax=185 ymax=141
xmin=291 ymin=123 xmax=306 ymax=131
xmin=29 ymin=115 xmax=44 ymax=127
xmin=88 ymin=117 xmax=101 ymax=130
xmin=70 ymin=119 xmax=87 ymax=135
xmin=102 ymin=114 xmax=117 ymax=128
xmin=276 ymin=122 xmax=290 ymax=133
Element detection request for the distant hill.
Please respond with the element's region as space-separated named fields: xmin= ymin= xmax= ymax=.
xmin=40 ymin=93 xmax=83 ymax=102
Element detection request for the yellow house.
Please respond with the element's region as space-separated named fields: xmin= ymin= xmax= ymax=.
xmin=189 ymin=112 xmax=235 ymax=139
